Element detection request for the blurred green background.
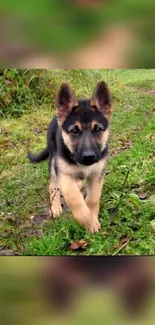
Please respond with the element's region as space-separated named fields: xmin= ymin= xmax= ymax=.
xmin=0 ymin=1 xmax=155 ymax=67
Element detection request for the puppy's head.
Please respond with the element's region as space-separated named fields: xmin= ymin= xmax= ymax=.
xmin=56 ymin=81 xmax=112 ymax=166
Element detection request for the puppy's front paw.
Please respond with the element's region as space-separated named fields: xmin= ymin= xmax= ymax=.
xmin=87 ymin=218 xmax=101 ymax=233
xmin=51 ymin=201 xmax=63 ymax=218
xmin=49 ymin=187 xmax=63 ymax=218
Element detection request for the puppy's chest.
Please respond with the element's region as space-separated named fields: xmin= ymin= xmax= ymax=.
xmin=76 ymin=163 xmax=105 ymax=179
xmin=58 ymin=157 xmax=107 ymax=179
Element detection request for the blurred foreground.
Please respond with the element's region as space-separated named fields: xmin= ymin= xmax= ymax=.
xmin=0 ymin=1 xmax=155 ymax=68
xmin=0 ymin=257 xmax=155 ymax=325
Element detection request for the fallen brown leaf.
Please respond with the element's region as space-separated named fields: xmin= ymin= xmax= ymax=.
xmin=138 ymin=192 xmax=147 ymax=200
xmin=0 ymin=249 xmax=20 ymax=256
xmin=68 ymin=240 xmax=88 ymax=251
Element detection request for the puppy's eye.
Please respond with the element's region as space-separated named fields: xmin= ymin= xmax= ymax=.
xmin=70 ymin=126 xmax=80 ymax=135
xmin=93 ymin=125 xmax=103 ymax=133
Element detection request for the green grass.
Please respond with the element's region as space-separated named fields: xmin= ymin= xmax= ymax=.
xmin=0 ymin=69 xmax=155 ymax=255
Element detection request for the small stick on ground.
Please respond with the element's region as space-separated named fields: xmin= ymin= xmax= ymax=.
xmin=116 ymin=169 xmax=130 ymax=210
xmin=35 ymin=187 xmax=47 ymax=205
xmin=0 ymin=165 xmax=5 ymax=178
xmin=112 ymin=239 xmax=130 ymax=256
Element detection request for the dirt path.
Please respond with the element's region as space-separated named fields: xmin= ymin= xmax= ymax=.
xmin=20 ymin=24 xmax=133 ymax=69
xmin=73 ymin=25 xmax=133 ymax=68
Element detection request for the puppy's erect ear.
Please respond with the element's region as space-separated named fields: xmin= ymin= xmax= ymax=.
xmin=56 ymin=83 xmax=78 ymax=119
xmin=90 ymin=81 xmax=112 ymax=119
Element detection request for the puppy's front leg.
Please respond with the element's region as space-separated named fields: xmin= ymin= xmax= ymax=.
xmin=85 ymin=175 xmax=104 ymax=230
xmin=58 ymin=174 xmax=99 ymax=233
xmin=49 ymin=181 xmax=63 ymax=218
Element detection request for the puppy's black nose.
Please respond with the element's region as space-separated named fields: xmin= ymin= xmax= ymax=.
xmin=82 ymin=151 xmax=96 ymax=165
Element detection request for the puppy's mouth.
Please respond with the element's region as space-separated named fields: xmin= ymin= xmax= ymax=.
xmin=75 ymin=156 xmax=99 ymax=166
xmin=80 ymin=160 xmax=97 ymax=166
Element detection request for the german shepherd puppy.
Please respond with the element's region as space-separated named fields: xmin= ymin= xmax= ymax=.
xmin=28 ymin=81 xmax=113 ymax=233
